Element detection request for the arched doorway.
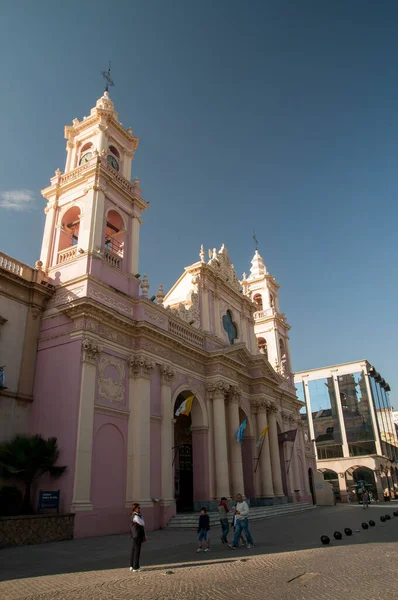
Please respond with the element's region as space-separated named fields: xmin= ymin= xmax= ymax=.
xmin=346 ymin=465 xmax=377 ymax=503
xmin=173 ymin=390 xmax=208 ymax=513
xmin=320 ymin=469 xmax=340 ymax=502
xmin=308 ymin=468 xmax=316 ymax=504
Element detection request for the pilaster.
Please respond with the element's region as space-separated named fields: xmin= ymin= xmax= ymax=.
xmin=267 ymin=400 xmax=284 ymax=497
xmin=208 ymin=380 xmax=230 ymax=498
xmin=160 ymin=364 xmax=175 ymax=507
xmin=71 ymin=338 xmax=101 ymax=512
xmin=227 ymin=386 xmax=245 ymax=497
xmin=130 ymin=214 xmax=141 ymax=275
xmin=254 ymin=400 xmax=274 ymax=497
xmin=126 ymin=354 xmax=154 ymax=508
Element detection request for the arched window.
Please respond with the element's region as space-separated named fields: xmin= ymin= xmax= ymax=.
xmin=253 ymin=293 xmax=263 ymax=311
xmin=222 ymin=310 xmax=238 ymax=345
xmin=104 ymin=210 xmax=125 ymax=259
xmin=258 ymin=337 xmax=268 ymax=359
xmin=57 ymin=205 xmax=81 ymax=263
xmin=109 ymin=145 xmax=120 ymax=158
xmin=79 ymin=142 xmax=93 ymax=166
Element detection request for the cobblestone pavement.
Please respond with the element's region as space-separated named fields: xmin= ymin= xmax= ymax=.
xmin=1 ymin=504 xmax=398 ymax=600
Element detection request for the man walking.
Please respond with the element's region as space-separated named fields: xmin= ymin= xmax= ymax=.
xmin=229 ymin=494 xmax=254 ymax=549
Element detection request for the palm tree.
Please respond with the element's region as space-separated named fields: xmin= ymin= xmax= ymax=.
xmin=0 ymin=435 xmax=66 ymax=514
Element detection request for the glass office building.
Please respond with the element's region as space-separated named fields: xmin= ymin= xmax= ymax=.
xmin=294 ymin=360 xmax=398 ymax=502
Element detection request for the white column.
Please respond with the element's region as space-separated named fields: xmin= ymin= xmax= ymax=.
xmin=332 ymin=373 xmax=349 ymax=457
xmin=78 ymin=186 xmax=97 ymax=251
xmin=363 ymin=371 xmax=383 ymax=455
xmin=97 ymin=123 xmax=108 ymax=153
xmin=126 ymin=355 xmax=154 ymax=508
xmin=267 ymin=403 xmax=284 ymax=497
xmin=65 ymin=140 xmax=74 ymax=172
xmin=201 ymin=285 xmax=210 ymax=331
xmin=160 ymin=365 xmax=175 ymax=507
xmin=256 ymin=403 xmax=274 ymax=497
xmin=207 ymin=392 xmax=216 ymax=499
xmin=209 ymin=381 xmax=230 ymax=499
xmin=227 ymin=388 xmax=245 ymax=497
xmin=249 ymin=317 xmax=257 ymax=353
xmin=298 ymin=424 xmax=311 ymax=496
xmin=130 ymin=215 xmax=141 ymax=275
xmin=302 ymin=379 xmax=317 ymax=458
xmin=214 ymin=291 xmax=223 ymax=338
xmin=90 ymin=188 xmax=106 ymax=253
xmin=40 ymin=202 xmax=58 ymax=270
xmin=71 ymin=339 xmax=100 ymax=511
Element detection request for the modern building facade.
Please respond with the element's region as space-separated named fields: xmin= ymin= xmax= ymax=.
xmin=0 ymin=91 xmax=319 ymax=538
xmin=295 ymin=360 xmax=398 ymax=502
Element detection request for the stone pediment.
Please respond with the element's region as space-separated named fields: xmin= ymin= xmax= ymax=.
xmin=208 ymin=343 xmax=281 ymax=383
xmin=208 ymin=244 xmax=241 ymax=292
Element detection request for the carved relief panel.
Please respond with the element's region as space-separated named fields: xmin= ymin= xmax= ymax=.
xmin=97 ymin=354 xmax=126 ymax=406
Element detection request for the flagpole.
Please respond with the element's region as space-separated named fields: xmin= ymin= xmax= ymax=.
xmin=254 ymin=434 xmax=266 ymax=474
xmin=286 ymin=430 xmax=297 ymax=474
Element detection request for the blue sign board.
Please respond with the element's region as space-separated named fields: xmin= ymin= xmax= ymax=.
xmin=38 ymin=490 xmax=60 ymax=513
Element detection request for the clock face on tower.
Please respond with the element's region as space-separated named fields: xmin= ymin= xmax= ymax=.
xmin=107 ymin=154 xmax=119 ymax=171
xmin=79 ymin=151 xmax=93 ymax=165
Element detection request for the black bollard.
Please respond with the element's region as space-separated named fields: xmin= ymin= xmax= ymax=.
xmin=385 ymin=515 xmax=391 ymax=520
xmin=393 ymin=511 xmax=398 ymax=517
xmin=362 ymin=522 xmax=369 ymax=529
xmin=380 ymin=515 xmax=386 ymax=522
xmin=369 ymin=520 xmax=375 ymax=527
xmin=320 ymin=535 xmax=330 ymax=545
xmin=333 ymin=531 xmax=342 ymax=540
xmin=344 ymin=527 xmax=353 ymax=536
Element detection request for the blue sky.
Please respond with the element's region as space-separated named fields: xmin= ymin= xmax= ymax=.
xmin=1 ymin=1 xmax=397 ymax=403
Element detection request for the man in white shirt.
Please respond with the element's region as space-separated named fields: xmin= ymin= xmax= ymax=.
xmin=229 ymin=494 xmax=254 ymax=549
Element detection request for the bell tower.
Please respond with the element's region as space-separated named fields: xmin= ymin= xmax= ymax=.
xmin=39 ymin=91 xmax=148 ymax=295
xmin=241 ymin=250 xmax=293 ymax=380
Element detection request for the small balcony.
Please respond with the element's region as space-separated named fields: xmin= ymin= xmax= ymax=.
xmin=57 ymin=246 xmax=77 ymax=264
xmin=104 ymin=238 xmax=123 ymax=270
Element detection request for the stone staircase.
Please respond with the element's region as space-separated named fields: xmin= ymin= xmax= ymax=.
xmin=167 ymin=501 xmax=315 ymax=529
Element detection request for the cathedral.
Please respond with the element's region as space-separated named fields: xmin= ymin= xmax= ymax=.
xmin=1 ymin=92 xmax=316 ymax=538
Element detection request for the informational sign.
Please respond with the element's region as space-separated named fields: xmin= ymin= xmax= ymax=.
xmin=38 ymin=490 xmax=60 ymax=513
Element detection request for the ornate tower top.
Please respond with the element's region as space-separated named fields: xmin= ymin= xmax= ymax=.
xmin=248 ymin=250 xmax=268 ymax=280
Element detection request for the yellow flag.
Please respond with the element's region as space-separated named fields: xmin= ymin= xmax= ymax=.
xmin=175 ymin=395 xmax=194 ymax=417
xmin=256 ymin=425 xmax=269 ymax=448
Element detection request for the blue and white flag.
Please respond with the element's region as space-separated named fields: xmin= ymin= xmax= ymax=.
xmin=235 ymin=419 xmax=247 ymax=444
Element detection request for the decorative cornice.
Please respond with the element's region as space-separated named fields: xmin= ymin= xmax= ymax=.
xmin=128 ymin=354 xmax=154 ymax=379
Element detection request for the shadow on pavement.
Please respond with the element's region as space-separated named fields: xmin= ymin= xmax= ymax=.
xmin=1 ymin=504 xmax=398 ymax=582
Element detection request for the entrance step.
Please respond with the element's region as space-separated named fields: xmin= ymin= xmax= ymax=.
xmin=167 ymin=501 xmax=315 ymax=529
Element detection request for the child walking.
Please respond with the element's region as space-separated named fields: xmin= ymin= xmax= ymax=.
xmin=197 ymin=507 xmax=210 ymax=552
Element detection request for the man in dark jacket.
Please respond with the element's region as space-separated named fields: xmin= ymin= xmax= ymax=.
xmin=129 ymin=503 xmax=147 ymax=571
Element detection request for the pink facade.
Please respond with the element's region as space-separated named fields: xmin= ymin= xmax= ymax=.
xmin=24 ymin=92 xmax=314 ymax=538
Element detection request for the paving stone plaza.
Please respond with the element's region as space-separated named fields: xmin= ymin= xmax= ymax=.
xmin=2 ymin=504 xmax=398 ymax=600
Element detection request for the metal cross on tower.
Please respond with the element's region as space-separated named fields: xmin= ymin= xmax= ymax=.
xmin=101 ymin=62 xmax=115 ymax=93
xmin=253 ymin=231 xmax=259 ymax=252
